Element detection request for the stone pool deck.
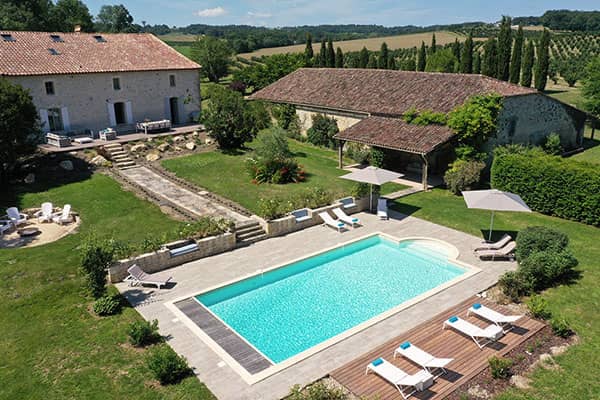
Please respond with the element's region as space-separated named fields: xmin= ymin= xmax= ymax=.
xmin=116 ymin=211 xmax=517 ymax=400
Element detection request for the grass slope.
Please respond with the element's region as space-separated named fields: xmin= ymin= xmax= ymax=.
xmin=162 ymin=139 xmax=407 ymax=215
xmin=393 ymin=189 xmax=600 ymax=400
xmin=0 ymin=174 xmax=214 ymax=400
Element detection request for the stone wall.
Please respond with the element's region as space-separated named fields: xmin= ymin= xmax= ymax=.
xmin=261 ymin=196 xmax=372 ymax=238
xmin=108 ymin=232 xmax=236 ymax=283
xmin=296 ymin=107 xmax=364 ymax=135
xmin=8 ymin=69 xmax=201 ymax=133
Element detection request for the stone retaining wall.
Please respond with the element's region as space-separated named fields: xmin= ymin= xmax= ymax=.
xmin=108 ymin=232 xmax=236 ymax=282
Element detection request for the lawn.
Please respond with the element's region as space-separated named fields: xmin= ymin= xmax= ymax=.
xmin=0 ymin=173 xmax=214 ymax=400
xmin=392 ymin=189 xmax=600 ymax=400
xmin=161 ymin=139 xmax=408 ymax=215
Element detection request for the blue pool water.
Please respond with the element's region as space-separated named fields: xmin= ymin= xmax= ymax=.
xmin=196 ymin=235 xmax=466 ymax=363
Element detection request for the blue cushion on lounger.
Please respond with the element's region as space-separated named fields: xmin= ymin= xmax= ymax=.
xmin=448 ymin=316 xmax=458 ymax=323
xmin=400 ymin=341 xmax=411 ymax=349
xmin=352 ymin=217 xmax=359 ymax=223
xmin=473 ymin=303 xmax=482 ymax=309
xmin=372 ymin=358 xmax=383 ymax=366
xmin=337 ymin=223 xmax=344 ymax=227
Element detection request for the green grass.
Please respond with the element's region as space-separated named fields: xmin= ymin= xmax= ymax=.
xmin=162 ymin=139 xmax=408 ymax=215
xmin=571 ymin=126 xmax=600 ymax=164
xmin=0 ymin=174 xmax=214 ymax=400
xmin=392 ymin=189 xmax=600 ymax=400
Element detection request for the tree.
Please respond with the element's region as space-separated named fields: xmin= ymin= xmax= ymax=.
xmin=387 ymin=57 xmax=397 ymax=70
xmin=367 ymin=54 xmax=377 ymax=69
xmin=425 ymin=48 xmax=458 ymax=73
xmin=0 ymin=0 xmax=54 ymax=31
xmin=451 ymin=38 xmax=461 ymax=65
xmin=319 ymin=39 xmax=327 ymax=68
xmin=560 ymin=62 xmax=582 ymax=87
xmin=509 ymin=25 xmax=524 ymax=84
xmin=378 ymin=42 xmax=389 ymax=69
xmin=201 ymin=86 xmax=257 ymax=149
xmin=304 ymin=33 xmax=314 ymax=66
xmin=473 ymin=51 xmax=481 ymax=74
xmin=582 ymin=57 xmax=600 ymax=118
xmin=430 ymin=33 xmax=437 ymax=54
xmin=307 ymin=114 xmax=339 ymax=148
xmin=50 ymin=0 xmax=93 ymax=32
xmin=534 ymin=29 xmax=551 ymax=91
xmin=521 ymin=40 xmax=535 ymax=87
xmin=401 ymin=58 xmax=417 ymax=71
xmin=95 ymin=4 xmax=138 ymax=33
xmin=0 ymin=79 xmax=41 ymax=183
xmin=417 ymin=41 xmax=427 ymax=71
xmin=335 ymin=47 xmax=344 ymax=68
xmin=190 ymin=36 xmax=234 ymax=83
xmin=358 ymin=46 xmax=369 ymax=68
xmin=326 ymin=38 xmax=335 ymax=68
xmin=482 ymin=37 xmax=498 ymax=78
xmin=460 ymin=33 xmax=473 ymax=73
xmin=497 ymin=16 xmax=513 ymax=81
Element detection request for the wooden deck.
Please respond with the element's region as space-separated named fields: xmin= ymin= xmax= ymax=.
xmin=330 ymin=297 xmax=545 ymax=400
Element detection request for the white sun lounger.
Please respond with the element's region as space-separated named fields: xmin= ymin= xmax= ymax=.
xmin=394 ymin=341 xmax=453 ymax=377
xmin=443 ymin=316 xmax=504 ymax=349
xmin=318 ymin=212 xmax=345 ymax=232
xmin=474 ymin=234 xmax=512 ymax=252
xmin=35 ymin=202 xmax=54 ymax=223
xmin=125 ymin=264 xmax=172 ymax=289
xmin=476 ymin=241 xmax=516 ymax=260
xmin=332 ymin=207 xmax=360 ymax=227
xmin=377 ymin=198 xmax=388 ymax=220
xmin=467 ymin=303 xmax=523 ymax=333
xmin=52 ymin=204 xmax=73 ymax=225
xmin=366 ymin=358 xmax=434 ymax=399
xmin=6 ymin=207 xmax=27 ymax=227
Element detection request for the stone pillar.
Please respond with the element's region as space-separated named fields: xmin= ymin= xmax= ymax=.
xmin=421 ymin=154 xmax=429 ymax=191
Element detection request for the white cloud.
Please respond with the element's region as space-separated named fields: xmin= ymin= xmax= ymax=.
xmin=196 ymin=6 xmax=226 ymax=17
xmin=247 ymin=11 xmax=273 ymax=18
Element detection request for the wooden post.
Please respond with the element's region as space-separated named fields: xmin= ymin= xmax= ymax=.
xmin=421 ymin=154 xmax=429 ymax=191
xmin=592 ymin=119 xmax=596 ymax=140
xmin=338 ymin=140 xmax=345 ymax=169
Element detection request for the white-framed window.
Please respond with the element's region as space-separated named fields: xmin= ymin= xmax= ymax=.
xmin=45 ymin=81 xmax=55 ymax=95
xmin=113 ymin=77 xmax=121 ymax=90
xmin=169 ymin=74 xmax=176 ymax=87
xmin=47 ymin=108 xmax=64 ymax=131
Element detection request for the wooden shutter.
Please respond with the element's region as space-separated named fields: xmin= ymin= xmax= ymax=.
xmin=107 ymin=102 xmax=116 ymax=126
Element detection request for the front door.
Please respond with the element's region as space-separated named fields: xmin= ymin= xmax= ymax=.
xmin=169 ymin=97 xmax=180 ymax=125
xmin=114 ymin=102 xmax=126 ymax=125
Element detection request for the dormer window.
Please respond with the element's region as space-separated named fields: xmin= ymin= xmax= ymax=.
xmin=48 ymin=48 xmax=60 ymax=55
xmin=1 ymin=34 xmax=15 ymax=42
xmin=93 ymin=35 xmax=106 ymax=43
xmin=50 ymin=34 xmax=63 ymax=42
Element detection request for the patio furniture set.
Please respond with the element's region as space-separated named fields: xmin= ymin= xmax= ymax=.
xmin=1 ymin=204 xmax=74 ymax=237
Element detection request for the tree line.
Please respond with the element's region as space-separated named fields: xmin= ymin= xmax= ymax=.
xmin=514 ymin=10 xmax=600 ymax=32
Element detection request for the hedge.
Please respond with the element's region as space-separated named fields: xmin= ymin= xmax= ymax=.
xmin=491 ymin=150 xmax=600 ymax=226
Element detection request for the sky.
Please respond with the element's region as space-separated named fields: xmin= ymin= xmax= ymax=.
xmin=85 ymin=0 xmax=599 ymax=28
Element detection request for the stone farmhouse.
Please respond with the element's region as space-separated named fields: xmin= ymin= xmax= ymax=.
xmin=0 ymin=31 xmax=201 ymax=134
xmin=250 ymin=68 xmax=589 ymax=188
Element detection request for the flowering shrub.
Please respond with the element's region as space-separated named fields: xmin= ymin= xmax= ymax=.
xmin=246 ymin=128 xmax=305 ymax=184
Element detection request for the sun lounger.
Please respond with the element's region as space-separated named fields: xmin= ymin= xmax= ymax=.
xmin=474 ymin=234 xmax=512 ymax=252
xmin=377 ymin=198 xmax=388 ymax=220
xmin=319 ymin=212 xmax=345 ymax=232
xmin=35 ymin=202 xmax=54 ymax=223
xmin=394 ymin=341 xmax=453 ymax=377
xmin=476 ymin=241 xmax=516 ymax=260
xmin=125 ymin=264 xmax=172 ymax=289
xmin=467 ymin=303 xmax=523 ymax=333
xmin=332 ymin=207 xmax=360 ymax=227
xmin=366 ymin=358 xmax=434 ymax=399
xmin=52 ymin=204 xmax=73 ymax=225
xmin=443 ymin=316 xmax=504 ymax=349
xmin=6 ymin=207 xmax=27 ymax=227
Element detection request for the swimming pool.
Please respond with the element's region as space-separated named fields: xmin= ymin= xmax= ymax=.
xmin=195 ymin=234 xmax=470 ymax=365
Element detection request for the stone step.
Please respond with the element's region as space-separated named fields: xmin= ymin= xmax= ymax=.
xmin=235 ymin=220 xmax=262 ymax=230
xmin=236 ymin=228 xmax=266 ymax=241
xmin=118 ymin=165 xmax=140 ymax=171
xmin=116 ymin=161 xmax=136 ymax=168
xmin=236 ymin=222 xmax=262 ymax=233
xmin=237 ymin=233 xmax=268 ymax=245
xmin=110 ymin=150 xmax=127 ymax=156
xmin=104 ymin=143 xmax=123 ymax=150
xmin=113 ymin=155 xmax=131 ymax=161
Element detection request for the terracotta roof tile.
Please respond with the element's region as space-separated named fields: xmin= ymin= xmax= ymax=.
xmin=334 ymin=116 xmax=455 ymax=154
xmin=250 ymin=68 xmax=537 ymax=115
xmin=0 ymin=31 xmax=200 ymax=76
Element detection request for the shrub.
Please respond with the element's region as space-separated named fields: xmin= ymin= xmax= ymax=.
xmin=351 ymin=182 xmax=370 ymax=198
xmin=248 ymin=101 xmax=271 ymax=130
xmin=257 ymin=197 xmax=285 ymax=220
xmin=491 ymin=149 xmax=600 ymax=226
xmin=128 ymin=319 xmax=161 ymax=347
xmin=527 ymin=295 xmax=552 ymax=320
xmin=288 ymin=382 xmax=348 ymax=400
xmin=80 ymin=234 xmax=118 ymax=298
xmin=370 ymin=146 xmax=385 ymax=168
xmin=146 ymin=345 xmax=191 ymax=385
xmin=444 ymin=159 xmax=485 ymax=195
xmin=515 ymin=226 xmax=569 ymax=260
xmin=519 ymin=250 xmax=578 ymax=290
xmin=551 ymin=317 xmax=573 ymax=338
xmin=246 ymin=128 xmax=304 ymax=184
xmin=175 ymin=217 xmax=233 ymax=241
xmin=498 ymin=271 xmax=533 ymax=302
xmin=272 ymin=104 xmax=296 ymax=130
xmin=93 ymin=293 xmax=122 ymax=316
xmin=448 ymin=93 xmax=503 ymax=150
xmin=345 ymin=143 xmax=371 ymax=164
xmin=306 ymin=114 xmax=339 ymax=148
xmin=488 ymin=356 xmax=513 ymax=379
xmin=257 ymin=187 xmax=334 ymax=220
xmin=543 ymin=133 xmax=563 ymax=155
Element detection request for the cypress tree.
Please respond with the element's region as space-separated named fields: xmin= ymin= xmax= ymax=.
xmin=335 ymin=47 xmax=344 ymax=68
xmin=387 ymin=57 xmax=397 ymax=70
xmin=521 ymin=40 xmax=535 ymax=87
xmin=482 ymin=37 xmax=498 ymax=78
xmin=417 ymin=41 xmax=427 ymax=71
xmin=452 ymin=38 xmax=461 ymax=64
xmin=497 ymin=16 xmax=513 ymax=81
xmin=378 ymin=42 xmax=389 ymax=69
xmin=430 ymin=33 xmax=437 ymax=54
xmin=509 ymin=25 xmax=524 ymax=84
xmin=326 ymin=38 xmax=335 ymax=68
xmin=358 ymin=46 xmax=369 ymax=68
xmin=304 ymin=33 xmax=314 ymax=66
xmin=460 ymin=33 xmax=473 ymax=73
xmin=367 ymin=54 xmax=377 ymax=69
xmin=473 ymin=51 xmax=481 ymax=74
xmin=319 ymin=39 xmax=326 ymax=68
xmin=534 ymin=29 xmax=551 ymax=91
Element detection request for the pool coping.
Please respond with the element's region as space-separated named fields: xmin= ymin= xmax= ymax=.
xmin=165 ymin=232 xmax=481 ymax=385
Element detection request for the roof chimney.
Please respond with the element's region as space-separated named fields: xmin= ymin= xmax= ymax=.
xmin=74 ymin=25 xmax=81 ymax=33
